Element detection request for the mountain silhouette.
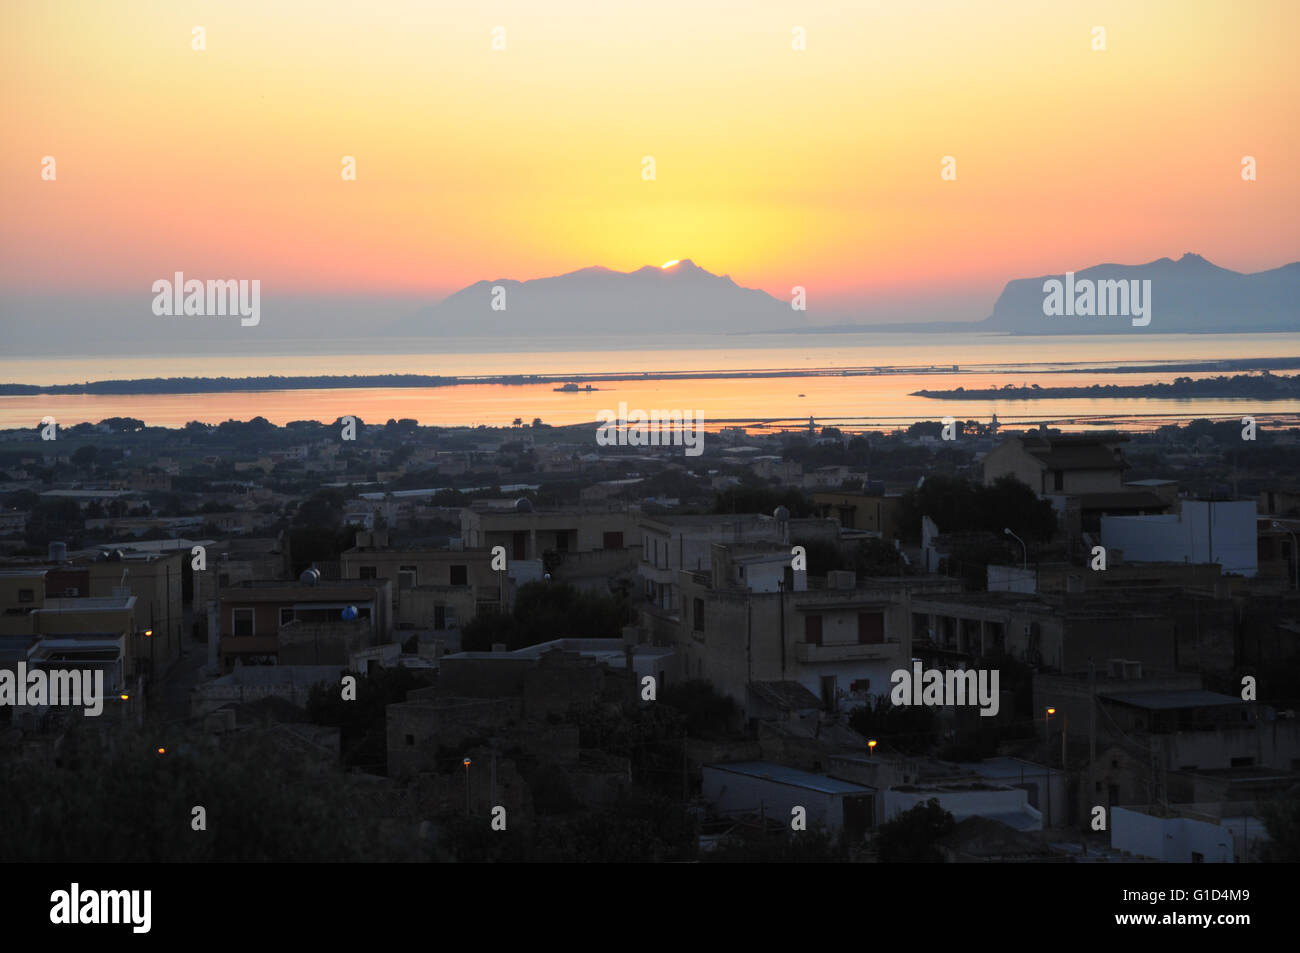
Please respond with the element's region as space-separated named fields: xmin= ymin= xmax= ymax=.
xmin=385 ymin=259 xmax=796 ymax=336
xmin=980 ymin=253 xmax=1299 ymax=333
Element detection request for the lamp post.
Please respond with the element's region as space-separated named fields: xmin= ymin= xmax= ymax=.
xmin=1044 ymin=707 xmax=1055 ymax=830
xmin=1004 ymin=527 xmax=1027 ymax=571
xmin=1273 ymin=521 xmax=1299 ymax=590
xmin=463 ymin=758 xmax=472 ymax=815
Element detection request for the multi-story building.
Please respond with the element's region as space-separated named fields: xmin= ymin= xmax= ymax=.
xmin=340 ymin=530 xmax=506 ymax=634
xmin=642 ymin=540 xmax=959 ymax=716
xmin=637 ymin=512 xmax=841 ymax=614
xmin=216 ymin=577 xmax=392 ymax=670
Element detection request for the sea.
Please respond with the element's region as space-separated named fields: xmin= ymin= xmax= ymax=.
xmin=2 ymin=332 xmax=1298 ymax=432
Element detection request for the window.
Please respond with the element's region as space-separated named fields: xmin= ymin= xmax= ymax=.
xmin=805 ymin=614 xmax=823 ymax=645
xmin=359 ymin=566 xmax=378 ymax=580
xmin=857 ymin=611 xmax=884 ymax=644
xmin=405 ymin=734 xmax=415 ymax=746
xmin=692 ymin=598 xmax=705 ymax=633
xmin=434 ymin=605 xmax=445 ymax=630
xmin=232 ymin=608 xmax=254 ymax=637
xmin=1230 ymin=756 xmax=1255 ymax=768
xmin=398 ymin=565 xmax=417 ymax=589
xmin=449 ymin=565 xmax=468 ymax=586
xmin=218 ymin=573 xmax=230 ymax=588
xmin=1053 ymin=469 xmax=1064 ymax=491
xmin=279 ymin=608 xmax=294 ymax=626
xmin=603 ymin=531 xmax=623 ymax=550
xmin=17 ymin=588 xmax=34 ymax=603
xmin=1191 ymin=852 xmax=1204 ymax=863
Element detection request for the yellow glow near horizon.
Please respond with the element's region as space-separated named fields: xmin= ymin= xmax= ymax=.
xmin=1 ymin=0 xmax=1297 ymax=309
xmin=661 ymin=260 xmax=680 ymax=269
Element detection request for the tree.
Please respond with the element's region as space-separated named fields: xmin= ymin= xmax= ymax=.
xmin=848 ymin=694 xmax=937 ymax=755
xmin=705 ymin=827 xmax=848 ymax=863
xmin=876 ymin=799 xmax=955 ymax=862
xmin=0 ymin=726 xmax=417 ymax=861
xmin=71 ymin=445 xmax=98 ymax=469
xmin=461 ymin=580 xmax=635 ymax=652
xmin=1258 ymin=798 xmax=1300 ymax=862
xmin=305 ymin=666 xmax=426 ymax=774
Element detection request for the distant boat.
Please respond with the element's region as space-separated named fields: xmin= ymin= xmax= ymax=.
xmin=553 ymin=382 xmax=598 ymax=392
xmin=797 ymin=393 xmax=806 ymax=397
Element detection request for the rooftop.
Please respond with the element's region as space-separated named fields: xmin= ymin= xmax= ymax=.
xmin=704 ymin=761 xmax=873 ymax=796
xmin=1102 ymin=689 xmax=1244 ymax=710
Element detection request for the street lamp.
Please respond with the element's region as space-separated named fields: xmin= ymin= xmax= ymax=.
xmin=868 ymin=739 xmax=878 ymax=757
xmin=1272 ymin=521 xmax=1299 ymax=590
xmin=463 ymin=758 xmax=472 ymax=815
xmin=1004 ymin=527 xmax=1027 ymax=570
xmin=1043 ymin=707 xmax=1056 ymax=830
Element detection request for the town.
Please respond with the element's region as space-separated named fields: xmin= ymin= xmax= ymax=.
xmin=0 ymin=412 xmax=1296 ymax=863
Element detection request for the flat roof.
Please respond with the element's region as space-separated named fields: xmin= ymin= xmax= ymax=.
xmin=704 ymin=761 xmax=873 ymax=796
xmin=37 ymin=596 xmax=135 ymax=611
xmin=1103 ymin=689 xmax=1244 ymax=710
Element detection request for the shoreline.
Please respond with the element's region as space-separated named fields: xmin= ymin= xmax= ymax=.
xmin=5 ymin=355 xmax=1300 ymax=397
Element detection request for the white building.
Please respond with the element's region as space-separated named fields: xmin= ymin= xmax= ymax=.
xmin=1101 ymin=499 xmax=1257 ymax=577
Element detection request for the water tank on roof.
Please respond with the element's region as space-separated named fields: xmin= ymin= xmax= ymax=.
xmin=299 ymin=567 xmax=321 ymax=586
xmin=48 ymin=541 xmax=68 ymax=563
xmin=773 ymin=505 xmax=790 ymax=522
xmin=514 ymin=498 xmax=534 ymax=513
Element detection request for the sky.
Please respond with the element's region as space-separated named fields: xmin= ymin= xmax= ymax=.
xmin=2 ymin=0 xmax=1298 ymax=324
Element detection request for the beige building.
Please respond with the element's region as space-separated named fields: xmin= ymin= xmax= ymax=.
xmin=340 ymin=530 xmax=506 ymax=632
xmin=461 ymin=502 xmax=634 ymax=562
xmin=982 ymin=434 xmax=1129 ymax=496
xmin=641 ymin=543 xmax=959 ymax=716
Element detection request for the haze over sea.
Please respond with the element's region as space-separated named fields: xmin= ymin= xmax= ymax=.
xmin=3 ymin=332 xmax=1299 ymax=432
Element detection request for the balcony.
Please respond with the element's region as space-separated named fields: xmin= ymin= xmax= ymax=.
xmin=219 ymin=635 xmax=278 ymax=656
xmin=795 ymin=639 xmax=902 ymax=663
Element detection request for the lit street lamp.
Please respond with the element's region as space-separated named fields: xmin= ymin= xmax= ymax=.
xmin=463 ymin=758 xmax=472 ymax=815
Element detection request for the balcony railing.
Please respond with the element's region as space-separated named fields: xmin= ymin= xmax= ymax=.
xmin=795 ymin=639 xmax=902 ymax=663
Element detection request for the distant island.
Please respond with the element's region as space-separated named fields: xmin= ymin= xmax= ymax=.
xmin=7 ymin=358 xmax=1300 ymax=397
xmin=912 ymin=372 xmax=1300 ymax=401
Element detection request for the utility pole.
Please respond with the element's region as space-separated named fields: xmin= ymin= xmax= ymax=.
xmin=1088 ymin=659 xmax=1096 ymax=766
xmin=682 ymin=730 xmax=688 ymax=802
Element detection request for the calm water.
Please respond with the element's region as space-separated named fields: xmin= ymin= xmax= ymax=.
xmin=2 ymin=332 xmax=1298 ymax=431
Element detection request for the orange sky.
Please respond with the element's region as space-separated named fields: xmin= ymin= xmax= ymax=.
xmin=2 ymin=0 xmax=1297 ymax=311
